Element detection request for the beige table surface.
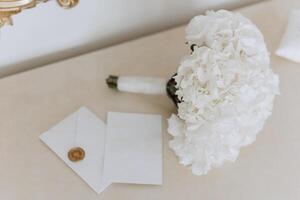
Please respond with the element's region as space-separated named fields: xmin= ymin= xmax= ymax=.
xmin=1 ymin=0 xmax=300 ymax=199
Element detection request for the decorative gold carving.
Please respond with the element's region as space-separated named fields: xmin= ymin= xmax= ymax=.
xmin=0 ymin=11 xmax=17 ymax=26
xmin=0 ymin=0 xmax=79 ymax=27
xmin=0 ymin=16 xmax=12 ymax=26
xmin=57 ymin=0 xmax=79 ymax=9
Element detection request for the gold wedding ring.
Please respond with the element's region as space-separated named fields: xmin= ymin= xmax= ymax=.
xmin=68 ymin=147 xmax=85 ymax=162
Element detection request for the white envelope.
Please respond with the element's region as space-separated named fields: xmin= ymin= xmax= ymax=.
xmin=103 ymin=112 xmax=162 ymax=185
xmin=40 ymin=107 xmax=110 ymax=193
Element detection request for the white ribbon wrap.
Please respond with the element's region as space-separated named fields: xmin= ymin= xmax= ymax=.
xmin=117 ymin=76 xmax=166 ymax=95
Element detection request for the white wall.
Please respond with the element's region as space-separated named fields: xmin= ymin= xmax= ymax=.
xmin=0 ymin=0 xmax=262 ymax=77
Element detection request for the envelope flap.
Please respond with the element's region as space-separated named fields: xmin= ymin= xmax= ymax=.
xmin=40 ymin=107 xmax=110 ymax=194
xmin=77 ymin=107 xmax=106 ymax=154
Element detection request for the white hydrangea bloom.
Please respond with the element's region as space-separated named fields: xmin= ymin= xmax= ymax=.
xmin=168 ymin=10 xmax=279 ymax=175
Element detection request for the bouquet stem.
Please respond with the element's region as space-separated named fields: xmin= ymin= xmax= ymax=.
xmin=106 ymin=75 xmax=180 ymax=106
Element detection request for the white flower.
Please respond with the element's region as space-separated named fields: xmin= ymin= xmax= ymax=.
xmin=168 ymin=10 xmax=279 ymax=175
xmin=186 ymin=10 xmax=269 ymax=66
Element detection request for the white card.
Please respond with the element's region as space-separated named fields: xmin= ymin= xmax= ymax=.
xmin=276 ymin=9 xmax=300 ymax=63
xmin=40 ymin=107 xmax=110 ymax=193
xmin=103 ymin=112 xmax=162 ymax=185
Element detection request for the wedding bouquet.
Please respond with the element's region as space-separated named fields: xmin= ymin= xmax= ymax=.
xmin=106 ymin=10 xmax=279 ymax=175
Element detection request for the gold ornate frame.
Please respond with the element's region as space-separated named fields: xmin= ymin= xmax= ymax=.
xmin=0 ymin=0 xmax=79 ymax=27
